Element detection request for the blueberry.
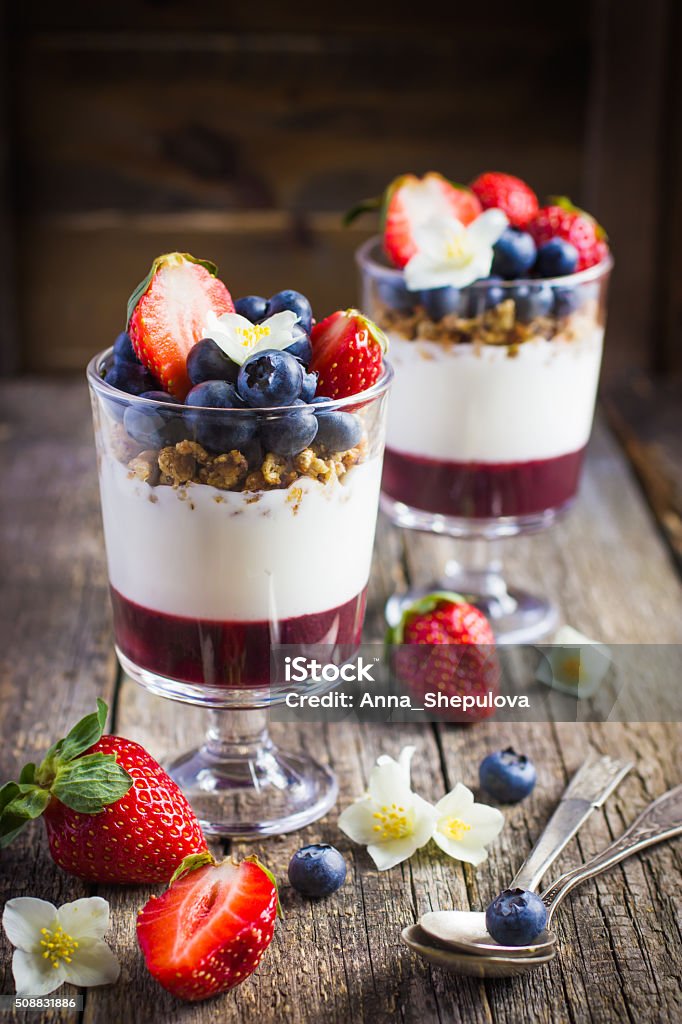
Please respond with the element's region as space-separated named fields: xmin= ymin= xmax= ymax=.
xmin=288 ymin=843 xmax=347 ymax=898
xmin=185 ymin=380 xmax=256 ymax=452
xmin=485 ymin=888 xmax=548 ymax=947
xmin=535 ymin=238 xmax=579 ymax=278
xmin=301 ymin=370 xmax=318 ymax=403
xmin=234 ymin=295 xmax=269 ymax=322
xmin=187 ymin=338 xmax=239 ymax=386
xmin=260 ymin=401 xmax=318 ymax=456
xmin=237 ymin=349 xmax=303 ymax=407
xmin=553 ymin=286 xmax=580 ymax=317
xmin=315 ymin=410 xmax=362 ymax=452
xmin=465 ymin=277 xmax=506 ymax=316
xmin=513 ymin=283 xmax=553 ymax=323
xmin=491 ymin=228 xmax=537 ymax=279
xmin=420 ymin=286 xmax=460 ymax=321
xmin=112 ymin=331 xmax=138 ymax=364
xmin=479 ymin=747 xmax=537 ymax=803
xmin=123 ymin=392 xmax=184 ymax=449
xmin=104 ymin=361 xmax=158 ymax=396
xmin=286 ymin=323 xmax=313 ymax=365
xmin=267 ymin=289 xmax=313 ymax=333
xmin=377 ymin=278 xmax=417 ymax=313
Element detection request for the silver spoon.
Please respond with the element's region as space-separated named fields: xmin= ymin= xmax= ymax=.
xmin=403 ymin=782 xmax=682 ymax=978
xmin=420 ymin=754 xmax=631 ymax=957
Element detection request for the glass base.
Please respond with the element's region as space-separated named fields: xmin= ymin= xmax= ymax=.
xmin=380 ymin=493 xmax=573 ymax=539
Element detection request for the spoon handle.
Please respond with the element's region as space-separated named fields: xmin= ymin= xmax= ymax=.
xmin=542 ymin=783 xmax=682 ymax=925
xmin=510 ymin=754 xmax=632 ymax=891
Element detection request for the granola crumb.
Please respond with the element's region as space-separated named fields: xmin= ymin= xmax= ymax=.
xmin=262 ymin=452 xmax=298 ymax=488
xmin=199 ymin=450 xmax=248 ymax=490
xmin=128 ymin=450 xmax=160 ymax=486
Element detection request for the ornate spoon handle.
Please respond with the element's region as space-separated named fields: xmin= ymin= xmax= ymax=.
xmin=542 ymin=784 xmax=682 ymax=926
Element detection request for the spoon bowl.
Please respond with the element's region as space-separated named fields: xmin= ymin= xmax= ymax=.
xmin=420 ymin=910 xmax=556 ymax=958
xmin=402 ymin=925 xmax=556 ymax=978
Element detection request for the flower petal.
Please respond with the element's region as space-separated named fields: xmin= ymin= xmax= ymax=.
xmin=3 ymin=898 xmax=57 ymax=952
xmin=367 ymin=760 xmax=414 ymax=808
xmin=337 ymin=798 xmax=382 ymax=845
xmin=467 ymin=208 xmax=509 ymax=247
xmin=432 ymin=832 xmax=490 ymax=866
xmin=12 ymin=949 xmax=66 ymax=997
xmin=376 ymin=745 xmax=415 ymax=787
xmin=367 ymin=837 xmax=420 ymax=871
xmin=57 ymin=898 xmax=110 ymax=942
xmin=410 ymin=793 xmax=438 ymax=847
xmin=434 ymin=782 xmax=475 ymax=819
xmin=63 ymin=940 xmax=120 ymax=988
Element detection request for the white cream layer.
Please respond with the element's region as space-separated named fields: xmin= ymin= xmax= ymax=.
xmin=98 ymin=457 xmax=382 ymax=621
xmin=386 ymin=328 xmax=604 ymax=463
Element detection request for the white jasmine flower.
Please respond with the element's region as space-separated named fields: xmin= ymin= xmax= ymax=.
xmin=338 ymin=746 xmax=436 ymax=870
xmin=204 ymin=309 xmax=298 ymax=366
xmin=2 ymin=896 xmax=120 ymax=997
xmin=432 ymin=783 xmax=505 ymax=866
xmin=404 ymin=209 xmax=509 ymax=290
xmin=536 ymin=625 xmax=612 ymax=698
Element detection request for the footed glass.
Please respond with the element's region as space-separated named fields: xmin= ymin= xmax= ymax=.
xmin=357 ymin=238 xmax=612 ymax=643
xmin=88 ymin=350 xmax=392 ymax=836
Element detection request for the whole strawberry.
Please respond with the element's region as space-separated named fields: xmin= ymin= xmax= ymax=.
xmin=128 ymin=252 xmax=234 ymax=399
xmin=528 ymin=198 xmax=608 ymax=271
xmin=310 ymin=308 xmax=388 ymax=399
xmin=0 ymin=699 xmax=207 ymax=883
xmin=387 ymin=592 xmax=499 ymax=723
xmin=137 ymin=852 xmax=279 ymax=1001
xmin=470 ymin=172 xmax=539 ymax=229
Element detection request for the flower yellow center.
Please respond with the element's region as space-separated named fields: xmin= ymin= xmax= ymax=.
xmin=562 ymin=656 xmax=582 ymax=682
xmin=445 ymin=234 xmax=474 ymax=267
xmin=39 ymin=924 xmax=79 ymax=969
xmin=440 ymin=816 xmax=472 ymax=841
xmin=372 ymin=803 xmax=411 ymax=841
xmin=237 ymin=323 xmax=271 ymax=349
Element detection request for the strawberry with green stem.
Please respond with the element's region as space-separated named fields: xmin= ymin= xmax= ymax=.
xmin=310 ymin=309 xmax=388 ymax=400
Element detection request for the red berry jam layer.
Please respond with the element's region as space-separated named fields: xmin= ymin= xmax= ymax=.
xmin=381 ymin=447 xmax=586 ymax=519
xmin=110 ymin=587 xmax=367 ymax=688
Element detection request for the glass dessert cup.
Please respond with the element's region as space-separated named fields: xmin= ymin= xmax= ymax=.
xmin=357 ymin=237 xmax=612 ymax=644
xmin=88 ymin=350 xmax=392 ymax=836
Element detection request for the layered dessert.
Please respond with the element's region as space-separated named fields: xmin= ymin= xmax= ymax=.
xmin=352 ymin=172 xmax=611 ymax=521
xmin=89 ymin=253 xmax=391 ymax=691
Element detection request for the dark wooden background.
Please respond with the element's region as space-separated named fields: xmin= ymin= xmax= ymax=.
xmin=0 ymin=0 xmax=680 ymax=379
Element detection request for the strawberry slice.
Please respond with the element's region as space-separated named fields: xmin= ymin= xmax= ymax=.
xmin=128 ymin=252 xmax=234 ymax=399
xmin=346 ymin=172 xmax=482 ymax=268
xmin=137 ymin=852 xmax=279 ymax=1002
xmin=309 ymin=309 xmax=388 ymax=399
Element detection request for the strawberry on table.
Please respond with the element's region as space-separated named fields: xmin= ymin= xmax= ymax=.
xmin=0 ymin=699 xmax=207 ymax=883
xmin=137 ymin=852 xmax=279 ymax=1002
xmin=346 ymin=172 xmax=482 ymax=269
xmin=128 ymin=252 xmax=234 ymax=399
xmin=470 ymin=171 xmax=539 ymax=229
xmin=310 ymin=308 xmax=388 ymax=399
xmin=528 ymin=197 xmax=608 ymax=271
xmin=387 ymin=592 xmax=499 ymax=723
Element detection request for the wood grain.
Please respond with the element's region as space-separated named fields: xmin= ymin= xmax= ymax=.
xmin=0 ymin=380 xmax=681 ymax=1024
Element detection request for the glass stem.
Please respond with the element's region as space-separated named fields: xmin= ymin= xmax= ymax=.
xmin=203 ymin=707 xmax=273 ymax=761
xmin=444 ymin=539 xmax=517 ymax=615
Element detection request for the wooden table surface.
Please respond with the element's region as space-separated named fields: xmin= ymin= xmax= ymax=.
xmin=1 ymin=378 xmax=681 ymax=1024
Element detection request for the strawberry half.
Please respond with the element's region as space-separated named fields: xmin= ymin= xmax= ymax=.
xmin=0 ymin=699 xmax=207 ymax=883
xmin=310 ymin=309 xmax=388 ymax=399
xmin=137 ymin=852 xmax=279 ymax=1002
xmin=387 ymin=592 xmax=499 ymax=723
xmin=528 ymin=197 xmax=608 ymax=271
xmin=470 ymin=171 xmax=539 ymax=229
xmin=128 ymin=252 xmax=234 ymax=399
xmin=346 ymin=172 xmax=482 ymax=269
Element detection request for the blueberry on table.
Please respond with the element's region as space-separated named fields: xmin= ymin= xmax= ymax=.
xmin=286 ymin=323 xmax=313 ymax=365
xmin=377 ymin=278 xmax=417 ymax=313
xmin=112 ymin=331 xmax=138 ymax=364
xmin=260 ymin=401 xmax=318 ymax=456
xmin=535 ymin=238 xmax=579 ymax=278
xmin=553 ymin=286 xmax=580 ymax=317
xmin=485 ymin=888 xmax=548 ymax=946
xmin=315 ymin=410 xmax=362 ymax=452
xmin=479 ymin=747 xmax=537 ymax=803
xmin=491 ymin=228 xmax=537 ymax=279
xmin=237 ymin=349 xmax=303 ymax=407
xmin=104 ymin=361 xmax=158 ymax=396
xmin=186 ymin=380 xmax=256 ymax=452
xmin=288 ymin=844 xmax=347 ymax=898
xmin=187 ymin=338 xmax=239 ymax=386
xmin=419 ymin=286 xmax=460 ymax=321
xmin=513 ymin=283 xmax=553 ymax=323
xmin=301 ymin=370 xmax=318 ymax=403
xmin=267 ymin=289 xmax=313 ymax=334
xmin=234 ymin=295 xmax=269 ymax=323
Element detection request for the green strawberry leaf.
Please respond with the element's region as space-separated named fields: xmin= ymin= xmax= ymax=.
xmin=57 ymin=698 xmax=108 ymax=764
xmin=343 ymin=196 xmax=382 ymax=227
xmin=0 ymin=785 xmax=52 ymax=847
xmin=51 ymin=753 xmax=133 ymax=814
xmin=0 ymin=781 xmax=20 ymax=813
xmin=245 ymin=855 xmax=283 ymax=919
xmin=169 ymin=850 xmax=215 ymax=885
xmin=19 ymin=763 xmax=36 ymax=785
xmin=126 ymin=252 xmax=219 ymax=328
xmin=388 ymin=591 xmax=467 ymax=645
